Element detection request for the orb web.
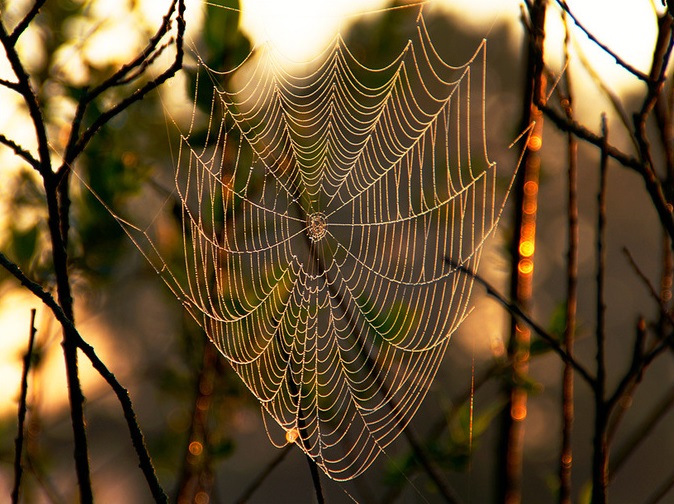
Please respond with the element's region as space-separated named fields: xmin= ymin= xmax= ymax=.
xmin=138 ymin=13 xmax=512 ymax=481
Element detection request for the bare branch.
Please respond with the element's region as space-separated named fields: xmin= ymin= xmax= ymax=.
xmin=445 ymin=258 xmax=595 ymax=387
xmin=0 ymin=133 xmax=40 ymax=170
xmin=623 ymin=247 xmax=674 ymax=326
xmin=0 ymin=19 xmax=51 ymax=173
xmin=608 ymin=329 xmax=673 ymax=479
xmin=0 ymin=252 xmax=168 ymax=502
xmin=0 ymin=77 xmax=22 ymax=92
xmin=60 ymin=0 xmax=186 ymax=171
xmin=591 ymin=113 xmax=610 ymax=504
xmin=11 ymin=308 xmax=37 ymax=504
xmin=234 ymin=446 xmax=293 ymax=504
xmin=306 ymin=455 xmax=326 ymax=504
xmin=9 ymin=0 xmax=48 ymax=43
xmin=559 ymin=14 xmax=578 ymax=500
xmin=540 ymin=101 xmax=674 ymax=246
xmin=556 ymin=0 xmax=650 ymax=82
xmin=538 ymin=102 xmax=641 ymax=170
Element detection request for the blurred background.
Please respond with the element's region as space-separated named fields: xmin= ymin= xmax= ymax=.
xmin=1 ymin=0 xmax=672 ymax=502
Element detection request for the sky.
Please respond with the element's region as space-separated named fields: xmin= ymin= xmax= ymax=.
xmin=238 ymin=0 xmax=661 ymax=93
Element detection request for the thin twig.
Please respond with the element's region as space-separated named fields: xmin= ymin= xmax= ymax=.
xmin=570 ymin=37 xmax=638 ymax=152
xmin=0 ymin=19 xmax=51 ymax=172
xmin=559 ymin=12 xmax=577 ymax=500
xmin=12 ymin=308 xmax=37 ymax=504
xmin=623 ymin=247 xmax=674 ymax=328
xmin=538 ymin=103 xmax=641 ymax=170
xmin=2 ymin=12 xmax=93 ymax=498
xmin=306 ymin=454 xmax=326 ymax=504
xmin=606 ymin=318 xmax=646 ymax=446
xmin=644 ymin=470 xmax=674 ymax=504
xmin=9 ymin=0 xmax=48 ymax=43
xmin=0 ymin=76 xmax=22 ymax=91
xmin=403 ymin=426 xmax=463 ymax=504
xmin=592 ymin=114 xmax=609 ymax=504
xmin=76 ymin=331 xmax=169 ymax=502
xmin=25 ymin=456 xmax=67 ymax=504
xmin=234 ymin=445 xmax=293 ymax=504
xmin=0 ymin=133 xmax=40 ymax=170
xmin=607 ymin=326 xmax=674 ymax=413
xmin=610 ymin=369 xmax=674 ymax=479
xmin=555 ymin=0 xmax=649 ymax=82
xmin=541 ymin=99 xmax=674 ymax=249
xmin=445 ymin=258 xmax=595 ymax=387
xmin=0 ymin=252 xmax=168 ymax=502
xmin=60 ymin=0 xmax=186 ymax=171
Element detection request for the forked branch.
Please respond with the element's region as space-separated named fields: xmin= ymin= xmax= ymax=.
xmin=0 ymin=251 xmax=169 ymax=502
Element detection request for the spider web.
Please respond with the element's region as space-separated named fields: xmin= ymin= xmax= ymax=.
xmin=125 ymin=12 xmax=512 ymax=481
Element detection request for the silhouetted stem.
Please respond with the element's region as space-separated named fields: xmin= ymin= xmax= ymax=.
xmin=500 ymin=2 xmax=546 ymax=501
xmin=0 ymin=252 xmax=168 ymax=502
xmin=559 ymin=16 xmax=578 ymax=499
xmin=592 ymin=114 xmax=609 ymax=504
xmin=610 ymin=381 xmax=674 ymax=479
xmin=307 ymin=453 xmax=326 ymax=504
xmin=554 ymin=0 xmax=649 ymax=81
xmin=234 ymin=446 xmax=293 ymax=504
xmin=12 ymin=309 xmax=37 ymax=504
xmin=446 ymin=259 xmax=594 ymax=387
xmin=8 ymin=0 xmax=48 ymax=43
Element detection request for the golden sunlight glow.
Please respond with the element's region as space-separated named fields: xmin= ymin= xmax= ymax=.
xmin=511 ymin=402 xmax=527 ymax=421
xmin=240 ymin=0 xmax=388 ymax=60
xmin=285 ymin=427 xmax=300 ymax=443
xmin=527 ymin=135 xmax=543 ymax=151
xmin=239 ymin=0 xmax=660 ymax=94
xmin=519 ymin=240 xmax=535 ymax=258
xmin=0 ymin=291 xmax=35 ymax=415
xmin=518 ymin=259 xmax=534 ymax=276
xmin=0 ymin=0 xmax=664 ymax=429
xmin=189 ymin=440 xmax=204 ymax=456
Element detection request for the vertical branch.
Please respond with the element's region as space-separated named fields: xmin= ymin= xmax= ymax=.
xmin=1 ymin=9 xmax=92 ymax=500
xmin=306 ymin=453 xmax=326 ymax=504
xmin=592 ymin=114 xmax=609 ymax=504
xmin=12 ymin=308 xmax=38 ymax=504
xmin=45 ymin=173 xmax=93 ymax=503
xmin=559 ymin=12 xmax=577 ymax=504
xmin=175 ymin=340 xmax=219 ymax=503
xmin=2 ymin=1 xmax=187 ymax=499
xmin=499 ymin=1 xmax=547 ymax=502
